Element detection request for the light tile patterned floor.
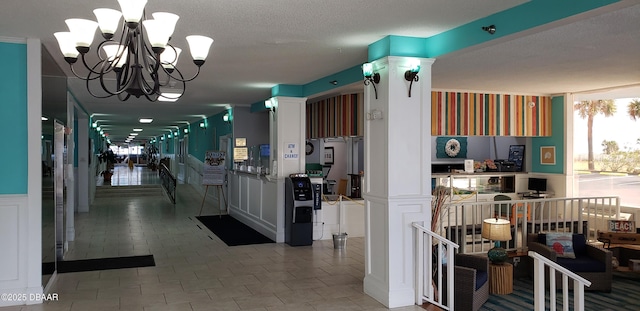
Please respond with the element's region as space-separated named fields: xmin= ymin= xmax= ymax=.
xmin=2 ymin=166 xmax=424 ymax=311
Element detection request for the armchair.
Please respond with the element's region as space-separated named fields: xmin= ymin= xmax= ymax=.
xmin=527 ymin=233 xmax=612 ymax=292
xmin=443 ymin=253 xmax=489 ymax=311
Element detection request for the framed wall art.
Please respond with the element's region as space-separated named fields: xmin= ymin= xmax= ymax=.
xmin=324 ymin=147 xmax=334 ymax=165
xmin=540 ymin=146 xmax=556 ymax=165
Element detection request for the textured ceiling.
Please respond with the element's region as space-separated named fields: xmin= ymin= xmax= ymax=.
xmin=1 ymin=0 xmax=639 ymax=142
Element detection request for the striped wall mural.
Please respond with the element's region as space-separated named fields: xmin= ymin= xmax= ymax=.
xmin=306 ymin=93 xmax=364 ymax=139
xmin=431 ymin=92 xmax=552 ymax=136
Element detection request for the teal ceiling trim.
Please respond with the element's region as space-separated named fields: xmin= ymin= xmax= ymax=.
xmin=271 ymin=84 xmax=304 ymax=97
xmin=302 ymin=65 xmax=362 ymax=96
xmin=250 ymin=100 xmax=268 ymax=113
xmin=368 ymin=35 xmax=429 ymax=61
xmin=425 ymin=0 xmax=619 ymax=57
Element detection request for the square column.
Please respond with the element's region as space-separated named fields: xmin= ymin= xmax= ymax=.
xmin=268 ymin=96 xmax=307 ymax=243
xmin=363 ymin=56 xmax=435 ymax=308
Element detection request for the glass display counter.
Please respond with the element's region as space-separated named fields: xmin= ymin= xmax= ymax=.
xmin=434 ymin=173 xmax=516 ymax=197
xmin=237 ymin=144 xmax=270 ymax=174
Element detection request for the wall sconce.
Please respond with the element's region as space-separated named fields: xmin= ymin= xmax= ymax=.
xmin=404 ymin=60 xmax=420 ymax=97
xmin=184 ymin=128 xmax=189 ymax=133
xmin=199 ymin=122 xmax=206 ymax=129
xmin=265 ymin=99 xmax=275 ymax=112
xmin=223 ymin=113 xmax=230 ymax=123
xmin=160 ymin=136 xmax=164 ymax=140
xmin=362 ymin=62 xmax=380 ymax=99
xmin=482 ymin=24 xmax=496 ymax=34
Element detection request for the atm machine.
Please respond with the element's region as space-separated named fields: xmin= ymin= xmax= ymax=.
xmin=285 ymin=174 xmax=321 ymax=246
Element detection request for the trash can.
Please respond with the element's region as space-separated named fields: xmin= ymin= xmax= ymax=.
xmin=332 ymin=232 xmax=348 ymax=249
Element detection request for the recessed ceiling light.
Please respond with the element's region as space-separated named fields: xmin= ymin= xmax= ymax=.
xmin=139 ymin=118 xmax=153 ymax=123
xmin=130 ymin=133 xmax=138 ymax=136
xmin=133 ymin=128 xmax=143 ymax=132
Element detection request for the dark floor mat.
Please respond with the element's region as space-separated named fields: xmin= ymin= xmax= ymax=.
xmin=42 ymin=255 xmax=155 ymax=274
xmin=196 ymin=215 xmax=275 ymax=246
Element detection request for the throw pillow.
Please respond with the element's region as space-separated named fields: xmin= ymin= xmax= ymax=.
xmin=545 ymin=232 xmax=576 ymax=259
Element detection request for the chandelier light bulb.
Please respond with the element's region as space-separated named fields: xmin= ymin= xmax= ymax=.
xmin=54 ymin=32 xmax=79 ymax=59
xmin=93 ymin=8 xmax=122 ymax=39
xmin=102 ymin=44 xmax=128 ymax=68
xmin=65 ymin=18 xmax=98 ymax=51
xmin=142 ymin=19 xmax=171 ymax=51
xmin=151 ymin=12 xmax=179 ymax=39
xmin=117 ymin=0 xmax=147 ymax=26
xmin=186 ymin=35 xmax=214 ymax=64
xmin=160 ymin=47 xmax=181 ymax=71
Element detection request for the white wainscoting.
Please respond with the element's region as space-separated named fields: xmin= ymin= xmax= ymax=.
xmin=228 ymin=171 xmax=281 ymax=242
xmin=0 ymin=195 xmax=43 ymax=307
xmin=313 ymin=199 xmax=365 ymax=240
xmin=0 ymin=197 xmax=21 ymax=282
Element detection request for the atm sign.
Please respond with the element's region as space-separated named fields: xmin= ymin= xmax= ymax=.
xmin=609 ymin=220 xmax=636 ymax=232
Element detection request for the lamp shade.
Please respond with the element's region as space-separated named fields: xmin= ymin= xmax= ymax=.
xmin=117 ymin=0 xmax=147 ymax=24
xmin=93 ymin=8 xmax=122 ymax=36
xmin=102 ymin=44 xmax=128 ymax=68
xmin=152 ymin=12 xmax=179 ymax=39
xmin=160 ymin=47 xmax=182 ymax=69
xmin=65 ymin=18 xmax=98 ymax=48
xmin=362 ymin=62 xmax=373 ymax=77
xmin=186 ymin=35 xmax=214 ymax=61
xmin=482 ymin=218 xmax=512 ymax=241
xmin=54 ymin=32 xmax=79 ymax=58
xmin=143 ymin=19 xmax=171 ymax=49
xmin=408 ymin=59 xmax=421 ymax=73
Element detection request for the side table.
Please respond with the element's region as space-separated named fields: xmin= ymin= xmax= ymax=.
xmin=489 ymin=263 xmax=513 ymax=294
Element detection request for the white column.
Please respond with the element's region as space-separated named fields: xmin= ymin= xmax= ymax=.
xmin=77 ymin=115 xmax=89 ymax=212
xmin=363 ymin=56 xmax=435 ymax=308
xmin=268 ymin=96 xmax=307 ymax=242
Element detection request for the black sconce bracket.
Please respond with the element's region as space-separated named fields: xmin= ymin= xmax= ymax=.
xmin=404 ymin=71 xmax=419 ymax=97
xmin=363 ymin=72 xmax=380 ymax=99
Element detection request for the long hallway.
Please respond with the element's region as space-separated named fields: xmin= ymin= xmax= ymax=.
xmin=2 ymin=166 xmax=421 ymax=311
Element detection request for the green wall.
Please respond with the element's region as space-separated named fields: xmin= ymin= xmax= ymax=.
xmin=0 ymin=42 xmax=27 ymax=194
xmin=531 ymin=96 xmax=565 ymax=173
xmin=188 ymin=110 xmax=232 ymax=162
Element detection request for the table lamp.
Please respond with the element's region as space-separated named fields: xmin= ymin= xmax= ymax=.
xmin=482 ymin=218 xmax=512 ymax=264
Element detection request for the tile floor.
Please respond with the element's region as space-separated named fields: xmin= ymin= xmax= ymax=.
xmin=2 ymin=166 xmax=424 ymax=311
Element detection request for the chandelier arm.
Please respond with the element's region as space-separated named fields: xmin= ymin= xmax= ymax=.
xmin=117 ymin=91 xmax=132 ymax=101
xmin=163 ymin=65 xmax=202 ymax=82
xmin=84 ymin=72 xmax=116 ymax=99
xmin=138 ymin=69 xmax=158 ymax=97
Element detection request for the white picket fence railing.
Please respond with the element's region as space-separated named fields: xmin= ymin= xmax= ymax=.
xmin=413 ymin=222 xmax=459 ymax=310
xmin=414 ymin=196 xmax=620 ymax=309
xmin=528 ymin=251 xmax=591 ymax=311
xmin=435 ymin=196 xmax=620 ymax=254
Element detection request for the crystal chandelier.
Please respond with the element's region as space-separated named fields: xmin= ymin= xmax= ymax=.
xmin=54 ymin=0 xmax=213 ymax=101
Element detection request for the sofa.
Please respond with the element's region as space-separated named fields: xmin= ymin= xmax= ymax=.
xmin=527 ymin=233 xmax=612 ymax=292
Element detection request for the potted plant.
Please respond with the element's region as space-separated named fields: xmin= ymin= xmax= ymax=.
xmin=98 ymin=148 xmax=116 ymax=183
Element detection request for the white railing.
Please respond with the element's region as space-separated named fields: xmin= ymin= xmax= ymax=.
xmin=528 ymin=251 xmax=591 ymax=311
xmin=435 ymin=196 xmax=620 ymax=254
xmin=413 ymin=222 xmax=459 ymax=310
